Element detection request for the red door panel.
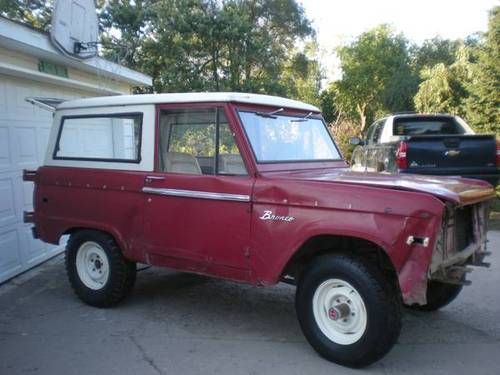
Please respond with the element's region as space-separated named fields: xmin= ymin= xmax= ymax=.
xmin=143 ymin=174 xmax=253 ymax=280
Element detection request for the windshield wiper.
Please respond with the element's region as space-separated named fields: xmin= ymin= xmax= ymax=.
xmin=255 ymin=108 xmax=284 ymax=118
xmin=290 ymin=112 xmax=313 ymax=122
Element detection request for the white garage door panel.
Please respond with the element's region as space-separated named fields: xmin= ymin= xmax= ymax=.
xmin=0 ymin=229 xmax=23 ymax=281
xmin=0 ymin=178 xmax=17 ymax=227
xmin=0 ymin=74 xmax=96 ymax=283
xmin=0 ymin=127 xmax=9 ymax=168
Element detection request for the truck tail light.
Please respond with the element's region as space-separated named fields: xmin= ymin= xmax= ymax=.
xmin=496 ymin=140 xmax=500 ymax=168
xmin=396 ymin=141 xmax=408 ymax=169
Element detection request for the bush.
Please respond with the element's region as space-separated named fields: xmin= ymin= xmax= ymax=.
xmin=329 ymin=120 xmax=361 ymax=163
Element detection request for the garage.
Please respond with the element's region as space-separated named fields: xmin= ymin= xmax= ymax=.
xmin=0 ymin=16 xmax=151 ymax=283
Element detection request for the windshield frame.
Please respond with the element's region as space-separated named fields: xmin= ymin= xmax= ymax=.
xmin=236 ymin=108 xmax=343 ymax=165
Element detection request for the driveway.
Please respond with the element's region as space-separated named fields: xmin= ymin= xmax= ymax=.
xmin=1 ymin=231 xmax=499 ymax=375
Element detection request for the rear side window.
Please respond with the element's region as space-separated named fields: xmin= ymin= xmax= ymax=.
xmin=393 ymin=117 xmax=466 ymax=136
xmin=54 ymin=114 xmax=142 ymax=162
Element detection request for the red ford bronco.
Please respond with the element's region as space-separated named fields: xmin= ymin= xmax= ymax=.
xmin=24 ymin=93 xmax=495 ymax=367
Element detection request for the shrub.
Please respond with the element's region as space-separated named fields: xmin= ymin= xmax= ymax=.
xmin=329 ymin=120 xmax=361 ymax=163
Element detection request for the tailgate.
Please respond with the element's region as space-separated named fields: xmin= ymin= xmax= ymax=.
xmin=406 ymin=135 xmax=497 ymax=173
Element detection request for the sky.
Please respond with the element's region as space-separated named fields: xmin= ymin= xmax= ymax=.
xmin=299 ymin=0 xmax=498 ymax=81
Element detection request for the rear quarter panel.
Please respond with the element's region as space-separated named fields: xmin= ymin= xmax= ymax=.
xmin=34 ymin=167 xmax=147 ymax=261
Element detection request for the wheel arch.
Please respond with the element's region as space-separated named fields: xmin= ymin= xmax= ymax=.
xmin=280 ymin=234 xmax=399 ymax=291
xmin=61 ymin=225 xmax=130 ymax=258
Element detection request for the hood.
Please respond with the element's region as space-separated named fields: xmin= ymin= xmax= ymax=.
xmin=265 ymin=168 xmax=496 ymax=206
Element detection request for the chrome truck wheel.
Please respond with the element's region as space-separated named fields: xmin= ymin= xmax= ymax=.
xmin=66 ymin=230 xmax=136 ymax=307
xmin=296 ymin=254 xmax=401 ymax=368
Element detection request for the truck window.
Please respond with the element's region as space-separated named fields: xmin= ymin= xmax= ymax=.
xmin=239 ymin=111 xmax=340 ymax=162
xmin=159 ymin=108 xmax=246 ymax=175
xmin=54 ymin=113 xmax=142 ymax=162
xmin=366 ymin=120 xmax=385 ymax=145
xmin=393 ymin=116 xmax=466 ymax=136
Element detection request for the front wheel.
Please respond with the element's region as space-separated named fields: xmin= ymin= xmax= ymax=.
xmin=65 ymin=230 xmax=136 ymax=307
xmin=295 ymin=254 xmax=401 ymax=368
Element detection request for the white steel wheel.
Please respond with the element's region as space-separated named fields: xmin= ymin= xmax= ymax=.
xmin=312 ymin=278 xmax=367 ymax=345
xmin=75 ymin=241 xmax=110 ymax=290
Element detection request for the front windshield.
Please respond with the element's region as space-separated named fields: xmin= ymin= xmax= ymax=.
xmin=239 ymin=111 xmax=341 ymax=162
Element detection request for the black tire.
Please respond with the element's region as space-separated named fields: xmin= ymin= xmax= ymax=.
xmin=295 ymin=254 xmax=401 ymax=368
xmin=405 ymin=281 xmax=462 ymax=312
xmin=65 ymin=230 xmax=136 ymax=307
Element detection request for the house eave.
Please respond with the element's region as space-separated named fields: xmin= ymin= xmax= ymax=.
xmin=0 ymin=16 xmax=152 ymax=87
xmin=0 ymin=61 xmax=124 ymax=95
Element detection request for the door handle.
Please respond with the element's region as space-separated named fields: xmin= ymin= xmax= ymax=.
xmin=145 ymin=175 xmax=165 ymax=183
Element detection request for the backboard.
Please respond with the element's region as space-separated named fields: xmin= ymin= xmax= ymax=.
xmin=50 ymin=0 xmax=99 ymax=58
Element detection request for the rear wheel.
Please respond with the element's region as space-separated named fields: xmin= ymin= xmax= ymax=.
xmin=295 ymin=254 xmax=401 ymax=368
xmin=405 ymin=281 xmax=463 ymax=312
xmin=65 ymin=230 xmax=136 ymax=307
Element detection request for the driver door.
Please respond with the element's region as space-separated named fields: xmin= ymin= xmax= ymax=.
xmin=142 ymin=105 xmax=253 ymax=281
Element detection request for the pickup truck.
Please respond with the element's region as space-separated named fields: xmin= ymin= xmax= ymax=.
xmin=350 ymin=114 xmax=500 ymax=187
xmin=23 ymin=93 xmax=495 ymax=368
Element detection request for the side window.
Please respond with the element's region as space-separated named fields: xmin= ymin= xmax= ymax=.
xmin=372 ymin=120 xmax=385 ymax=144
xmin=54 ymin=114 xmax=142 ymax=162
xmin=365 ymin=121 xmax=378 ymax=145
xmin=159 ymin=108 xmax=246 ymax=175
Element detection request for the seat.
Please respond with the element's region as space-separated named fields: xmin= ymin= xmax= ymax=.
xmin=163 ymin=152 xmax=202 ymax=174
xmin=218 ymin=154 xmax=246 ymax=175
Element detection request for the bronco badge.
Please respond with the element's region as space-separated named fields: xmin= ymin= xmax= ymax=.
xmin=259 ymin=210 xmax=295 ymax=222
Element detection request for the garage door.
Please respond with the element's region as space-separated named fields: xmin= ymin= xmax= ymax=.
xmin=0 ymin=75 xmax=94 ymax=283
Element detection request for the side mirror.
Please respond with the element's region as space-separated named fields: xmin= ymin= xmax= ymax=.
xmin=349 ymin=137 xmax=364 ymax=146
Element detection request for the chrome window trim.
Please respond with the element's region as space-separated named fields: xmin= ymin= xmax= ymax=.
xmin=142 ymin=187 xmax=250 ymax=202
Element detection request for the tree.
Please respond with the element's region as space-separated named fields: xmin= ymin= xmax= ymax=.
xmin=281 ymin=42 xmax=323 ymax=107
xmin=465 ymin=6 xmax=500 ymax=134
xmin=336 ymin=25 xmax=418 ymax=133
xmin=412 ymin=37 xmax=459 ymax=72
xmin=106 ymin=0 xmax=315 ymax=94
xmin=414 ymin=44 xmax=473 ymax=115
xmin=0 ymin=0 xmax=52 ymax=30
xmin=319 ymin=85 xmax=339 ymax=124
xmin=99 ymin=0 xmax=153 ymax=70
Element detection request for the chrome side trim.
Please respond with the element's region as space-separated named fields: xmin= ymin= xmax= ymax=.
xmin=142 ymin=187 xmax=250 ymax=202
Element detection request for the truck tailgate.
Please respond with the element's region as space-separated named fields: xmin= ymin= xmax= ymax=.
xmin=406 ymin=135 xmax=497 ymax=174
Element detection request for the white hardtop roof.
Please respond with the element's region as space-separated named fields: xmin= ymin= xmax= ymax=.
xmin=57 ymin=92 xmax=321 ymax=112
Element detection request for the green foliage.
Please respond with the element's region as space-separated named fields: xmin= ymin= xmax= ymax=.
xmin=98 ymin=0 xmax=152 ymax=70
xmin=329 ymin=120 xmax=359 ymax=162
xmin=412 ymin=37 xmax=460 ymax=71
xmin=336 ymin=25 xmax=418 ymax=133
xmin=99 ymin=0 xmax=315 ymax=95
xmin=319 ymin=85 xmax=339 ymax=124
xmin=465 ymin=6 xmax=500 ymax=134
xmin=0 ymin=0 xmax=52 ymax=30
xmin=414 ymin=45 xmax=473 ymax=115
xmin=281 ymin=42 xmax=323 ymax=107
